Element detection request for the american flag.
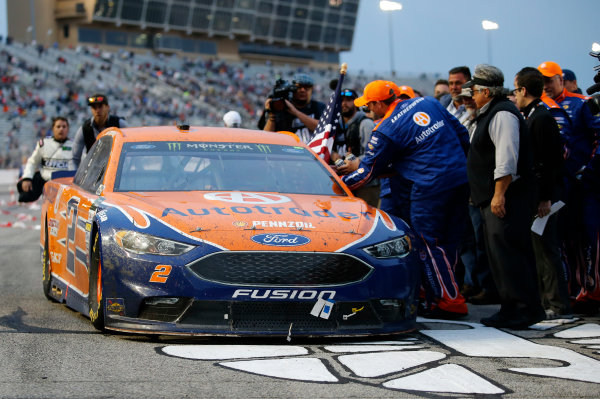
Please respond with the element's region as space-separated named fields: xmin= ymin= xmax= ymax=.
xmin=307 ymin=68 xmax=346 ymax=163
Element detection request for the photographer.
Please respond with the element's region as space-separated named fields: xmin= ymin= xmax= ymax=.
xmin=258 ymin=74 xmax=325 ymax=144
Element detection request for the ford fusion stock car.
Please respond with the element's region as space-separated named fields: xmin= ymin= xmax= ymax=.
xmin=40 ymin=125 xmax=420 ymax=337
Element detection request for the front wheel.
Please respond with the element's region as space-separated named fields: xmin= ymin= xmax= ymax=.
xmin=88 ymin=233 xmax=105 ymax=331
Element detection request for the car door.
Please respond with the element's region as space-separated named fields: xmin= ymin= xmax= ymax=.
xmin=63 ymin=136 xmax=114 ymax=295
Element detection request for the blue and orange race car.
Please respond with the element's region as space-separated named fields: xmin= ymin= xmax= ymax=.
xmin=40 ymin=125 xmax=420 ymax=337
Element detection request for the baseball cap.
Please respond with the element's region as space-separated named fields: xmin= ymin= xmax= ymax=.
xmin=562 ymin=69 xmax=577 ymax=82
xmin=462 ymin=74 xmax=504 ymax=89
xmin=292 ymin=73 xmax=314 ymax=87
xmin=456 ymin=87 xmax=472 ymax=98
xmin=537 ymin=61 xmax=562 ymax=78
xmin=223 ymin=110 xmax=242 ymax=128
xmin=341 ymin=88 xmax=358 ymax=99
xmin=354 ymin=80 xmax=396 ymax=107
xmin=88 ymin=94 xmax=108 ymax=106
xmin=398 ymin=85 xmax=416 ymax=99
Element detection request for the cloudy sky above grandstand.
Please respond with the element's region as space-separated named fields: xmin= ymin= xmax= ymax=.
xmin=341 ymin=0 xmax=600 ymax=92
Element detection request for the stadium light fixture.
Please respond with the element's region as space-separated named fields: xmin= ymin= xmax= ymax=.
xmin=380 ymin=1 xmax=403 ymax=11
xmin=482 ymin=20 xmax=499 ymax=64
xmin=380 ymin=2 xmax=403 ymax=77
xmin=481 ymin=20 xmax=499 ymax=30
xmin=592 ymin=42 xmax=600 ymax=52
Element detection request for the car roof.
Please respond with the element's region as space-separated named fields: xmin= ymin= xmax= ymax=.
xmin=105 ymin=126 xmax=302 ymax=145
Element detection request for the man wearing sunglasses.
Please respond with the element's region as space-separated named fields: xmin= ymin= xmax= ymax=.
xmin=331 ymin=88 xmax=378 ymax=207
xmin=260 ymin=74 xmax=325 ymax=144
xmin=72 ymin=94 xmax=127 ymax=168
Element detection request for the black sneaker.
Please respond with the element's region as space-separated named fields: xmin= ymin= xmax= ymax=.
xmin=481 ymin=308 xmax=545 ymax=329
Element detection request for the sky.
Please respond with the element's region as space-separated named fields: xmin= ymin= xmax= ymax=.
xmin=340 ymin=0 xmax=600 ymax=93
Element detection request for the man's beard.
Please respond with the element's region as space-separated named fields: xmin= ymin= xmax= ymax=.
xmin=341 ymin=108 xmax=356 ymax=118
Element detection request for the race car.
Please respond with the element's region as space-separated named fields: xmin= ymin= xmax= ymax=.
xmin=40 ymin=125 xmax=420 ymax=337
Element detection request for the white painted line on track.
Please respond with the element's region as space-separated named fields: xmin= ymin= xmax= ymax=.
xmin=220 ymin=358 xmax=338 ymax=382
xmin=554 ymin=323 xmax=600 ymax=338
xmin=324 ymin=345 xmax=423 ymax=353
xmin=337 ymin=351 xmax=446 ymax=378
xmin=383 ymin=364 xmax=504 ymax=394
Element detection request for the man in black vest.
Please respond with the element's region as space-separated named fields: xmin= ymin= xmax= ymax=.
xmin=465 ymin=64 xmax=545 ymax=329
xmin=331 ymin=88 xmax=378 ymax=207
xmin=72 ymin=94 xmax=127 ymax=168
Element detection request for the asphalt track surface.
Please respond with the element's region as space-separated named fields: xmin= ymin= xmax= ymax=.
xmin=0 ymin=172 xmax=599 ymax=399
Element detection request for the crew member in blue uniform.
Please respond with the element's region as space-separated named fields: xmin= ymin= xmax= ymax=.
xmin=538 ymin=61 xmax=600 ymax=312
xmin=339 ymin=80 xmax=470 ymax=319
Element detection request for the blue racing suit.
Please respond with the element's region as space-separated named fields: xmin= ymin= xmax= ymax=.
xmin=541 ymin=94 xmax=572 ymax=157
xmin=343 ymin=96 xmax=470 ymax=314
xmin=552 ymin=88 xmax=600 ymax=303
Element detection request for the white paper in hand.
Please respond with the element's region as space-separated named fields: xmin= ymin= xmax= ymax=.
xmin=531 ymin=201 xmax=565 ymax=235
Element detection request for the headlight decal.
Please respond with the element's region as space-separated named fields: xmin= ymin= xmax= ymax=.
xmin=362 ymin=235 xmax=412 ymax=259
xmin=335 ymin=210 xmax=398 ymax=253
xmin=114 ymin=230 xmax=194 ymax=255
xmin=101 ymin=202 xmax=228 ymax=250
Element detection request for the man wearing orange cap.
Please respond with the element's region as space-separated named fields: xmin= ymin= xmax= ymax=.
xmin=342 ymin=80 xmax=471 ymax=319
xmin=538 ymin=61 xmax=600 ymax=313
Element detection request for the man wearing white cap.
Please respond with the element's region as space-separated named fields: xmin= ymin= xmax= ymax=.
xmin=223 ymin=110 xmax=242 ymax=128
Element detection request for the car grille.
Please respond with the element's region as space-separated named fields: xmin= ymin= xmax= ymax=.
xmin=230 ymin=301 xmax=337 ymax=331
xmin=176 ymin=300 xmax=391 ymax=332
xmin=187 ymin=252 xmax=373 ymax=286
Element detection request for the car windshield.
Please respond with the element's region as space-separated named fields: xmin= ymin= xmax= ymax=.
xmin=114 ymin=142 xmax=345 ymax=195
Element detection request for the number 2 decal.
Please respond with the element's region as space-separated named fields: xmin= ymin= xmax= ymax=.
xmin=150 ymin=265 xmax=172 ymax=283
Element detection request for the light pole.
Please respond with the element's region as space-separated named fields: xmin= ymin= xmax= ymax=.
xmin=481 ymin=20 xmax=499 ymax=64
xmin=380 ymin=1 xmax=402 ymax=77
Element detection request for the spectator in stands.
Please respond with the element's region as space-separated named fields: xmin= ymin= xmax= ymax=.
xmin=258 ymin=74 xmax=326 ymax=144
xmin=223 ymin=110 xmax=242 ymax=128
xmin=72 ymin=94 xmax=127 ymax=168
xmin=433 ymin=79 xmax=450 ymax=99
xmin=17 ymin=116 xmax=74 ymax=202
xmin=562 ymin=69 xmax=582 ymax=94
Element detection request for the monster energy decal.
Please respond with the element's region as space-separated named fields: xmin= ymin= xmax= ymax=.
xmin=123 ymin=142 xmax=307 ymax=156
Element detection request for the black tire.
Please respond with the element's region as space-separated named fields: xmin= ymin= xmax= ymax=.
xmin=88 ymin=233 xmax=105 ymax=331
xmin=42 ymin=222 xmax=53 ymax=301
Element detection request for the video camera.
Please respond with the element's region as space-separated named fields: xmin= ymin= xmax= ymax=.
xmin=268 ymin=79 xmax=297 ymax=112
xmin=586 ymin=48 xmax=600 ymax=114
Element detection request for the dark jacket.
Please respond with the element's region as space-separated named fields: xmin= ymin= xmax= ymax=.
xmin=522 ymin=99 xmax=564 ymax=202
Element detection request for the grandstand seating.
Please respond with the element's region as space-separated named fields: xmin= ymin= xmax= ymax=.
xmin=0 ymin=40 xmax=437 ymax=169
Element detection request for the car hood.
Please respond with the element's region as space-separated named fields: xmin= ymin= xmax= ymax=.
xmin=103 ymin=191 xmax=395 ymax=251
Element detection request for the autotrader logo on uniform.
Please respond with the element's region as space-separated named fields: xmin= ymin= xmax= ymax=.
xmin=414 ymin=120 xmax=445 ymax=144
